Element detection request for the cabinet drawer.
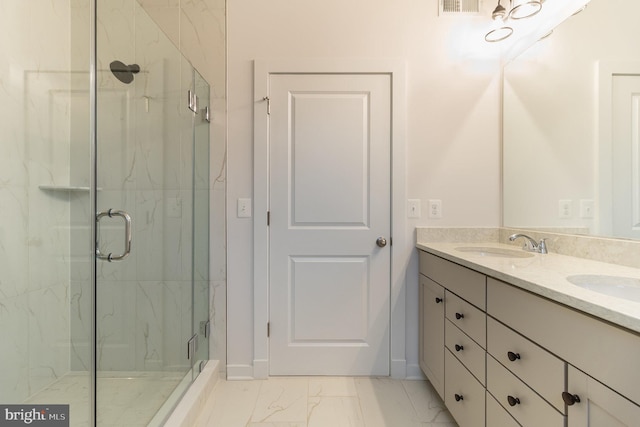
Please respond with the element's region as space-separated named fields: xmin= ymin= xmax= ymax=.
xmin=487 ymin=356 xmax=565 ymax=427
xmin=420 ymin=251 xmax=486 ymax=309
xmin=487 ymin=317 xmax=565 ymax=412
xmin=488 ymin=277 xmax=640 ymax=405
xmin=445 ymin=350 xmax=485 ymax=427
xmin=487 ymin=391 xmax=521 ymax=427
xmin=446 ymin=291 xmax=486 ymax=348
xmin=446 ymin=319 xmax=486 ymax=385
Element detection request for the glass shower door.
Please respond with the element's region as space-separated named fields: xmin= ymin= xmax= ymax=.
xmin=95 ymin=1 xmax=194 ymax=425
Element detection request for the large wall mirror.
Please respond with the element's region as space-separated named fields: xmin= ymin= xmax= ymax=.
xmin=503 ymin=0 xmax=640 ymax=240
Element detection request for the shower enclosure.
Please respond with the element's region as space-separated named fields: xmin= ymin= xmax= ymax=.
xmin=0 ymin=1 xmax=212 ymax=425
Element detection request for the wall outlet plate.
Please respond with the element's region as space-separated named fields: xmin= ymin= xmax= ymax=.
xmin=428 ymin=199 xmax=442 ymax=219
xmin=559 ymin=199 xmax=572 ymax=219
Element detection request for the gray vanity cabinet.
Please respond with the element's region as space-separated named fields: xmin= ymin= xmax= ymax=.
xmin=418 ymin=248 xmax=640 ymax=427
xmin=419 ymin=251 xmax=486 ymax=427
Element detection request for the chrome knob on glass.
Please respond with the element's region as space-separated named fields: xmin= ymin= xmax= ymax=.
xmin=508 ymin=233 xmax=548 ymax=254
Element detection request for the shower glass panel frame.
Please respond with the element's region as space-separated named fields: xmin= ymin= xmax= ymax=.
xmin=0 ymin=1 xmax=210 ymax=426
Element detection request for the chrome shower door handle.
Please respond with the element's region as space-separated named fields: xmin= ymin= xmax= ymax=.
xmin=96 ymin=209 xmax=132 ymax=262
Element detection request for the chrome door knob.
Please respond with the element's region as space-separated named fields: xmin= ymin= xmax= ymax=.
xmin=376 ymin=237 xmax=387 ymax=248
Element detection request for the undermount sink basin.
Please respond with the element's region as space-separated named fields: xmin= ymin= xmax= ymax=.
xmin=566 ymin=275 xmax=640 ymax=303
xmin=454 ymin=246 xmax=534 ymax=259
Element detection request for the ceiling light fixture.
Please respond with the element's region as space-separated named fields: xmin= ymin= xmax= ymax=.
xmin=485 ymin=26 xmax=514 ymax=43
xmin=509 ymin=0 xmax=543 ymax=20
xmin=486 ymin=0 xmax=513 ymax=42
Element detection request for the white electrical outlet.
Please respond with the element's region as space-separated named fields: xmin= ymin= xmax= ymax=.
xmin=408 ymin=199 xmax=421 ymax=218
xmin=237 ymin=198 xmax=252 ymax=218
xmin=428 ymin=199 xmax=442 ymax=219
xmin=559 ymin=199 xmax=572 ymax=219
xmin=580 ymin=199 xmax=595 ymax=219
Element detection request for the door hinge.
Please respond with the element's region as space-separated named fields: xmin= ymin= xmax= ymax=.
xmin=267 ymin=211 xmax=270 ymax=226
xmin=187 ymin=334 xmax=198 ymax=360
xmin=263 ymin=96 xmax=270 ymax=115
xmin=267 ymin=322 xmax=270 ymax=337
xmin=188 ymin=90 xmax=198 ymax=113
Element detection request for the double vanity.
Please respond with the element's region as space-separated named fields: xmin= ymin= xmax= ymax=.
xmin=417 ymin=237 xmax=640 ymax=427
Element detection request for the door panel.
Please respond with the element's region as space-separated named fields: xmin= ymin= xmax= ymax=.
xmin=269 ymin=73 xmax=391 ymax=376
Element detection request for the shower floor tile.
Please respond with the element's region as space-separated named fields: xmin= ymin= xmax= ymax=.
xmin=25 ymin=371 xmax=184 ymax=427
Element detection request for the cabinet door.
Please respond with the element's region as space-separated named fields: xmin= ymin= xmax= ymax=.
xmin=567 ymin=365 xmax=640 ymax=427
xmin=420 ymin=274 xmax=445 ymax=399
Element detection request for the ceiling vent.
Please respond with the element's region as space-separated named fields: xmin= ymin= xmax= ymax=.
xmin=440 ymin=0 xmax=481 ymax=14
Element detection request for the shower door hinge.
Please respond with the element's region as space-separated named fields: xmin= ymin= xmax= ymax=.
xmin=267 ymin=322 xmax=270 ymax=337
xmin=187 ymin=334 xmax=198 ymax=360
xmin=200 ymin=320 xmax=211 ymax=338
xmin=188 ymin=90 xmax=198 ymax=113
xmin=263 ymin=96 xmax=270 ymax=115
xmin=202 ymin=105 xmax=211 ymax=123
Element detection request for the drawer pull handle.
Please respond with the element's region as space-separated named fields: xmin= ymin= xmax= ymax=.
xmin=454 ymin=394 xmax=464 ymax=402
xmin=562 ymin=392 xmax=581 ymax=406
xmin=507 ymin=396 xmax=521 ymax=406
xmin=435 ymin=297 xmax=443 ymax=304
xmin=455 ymin=312 xmax=464 ymax=320
xmin=455 ymin=344 xmax=464 ymax=352
xmin=507 ymin=351 xmax=521 ymax=361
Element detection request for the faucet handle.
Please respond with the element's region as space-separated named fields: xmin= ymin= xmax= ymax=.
xmin=538 ymin=238 xmax=548 ymax=254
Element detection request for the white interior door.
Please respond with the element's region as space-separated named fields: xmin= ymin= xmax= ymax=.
xmin=612 ymin=75 xmax=640 ymax=239
xmin=268 ymin=73 xmax=391 ymax=376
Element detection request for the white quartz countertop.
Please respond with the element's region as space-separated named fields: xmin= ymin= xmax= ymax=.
xmin=416 ymin=241 xmax=640 ymax=334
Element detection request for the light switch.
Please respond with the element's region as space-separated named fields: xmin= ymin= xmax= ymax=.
xmin=580 ymin=199 xmax=594 ymax=219
xmin=237 ymin=198 xmax=252 ymax=218
xmin=408 ymin=199 xmax=421 ymax=218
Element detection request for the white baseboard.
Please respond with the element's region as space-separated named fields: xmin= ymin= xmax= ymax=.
xmin=390 ymin=358 xmax=407 ymax=379
xmin=226 ymin=364 xmax=254 ymax=380
xmin=405 ymin=363 xmax=427 ymax=380
xmin=253 ymin=359 xmax=269 ymax=379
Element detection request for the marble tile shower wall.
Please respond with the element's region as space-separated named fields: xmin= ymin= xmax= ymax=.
xmin=0 ymin=1 xmax=77 ymax=403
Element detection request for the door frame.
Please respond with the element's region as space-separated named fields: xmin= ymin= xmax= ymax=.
xmin=252 ymin=59 xmax=407 ymax=379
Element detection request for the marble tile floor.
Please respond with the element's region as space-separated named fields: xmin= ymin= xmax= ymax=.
xmin=195 ymin=377 xmax=458 ymax=427
xmin=24 ymin=371 xmax=184 ymax=427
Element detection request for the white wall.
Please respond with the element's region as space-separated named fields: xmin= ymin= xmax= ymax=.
xmin=227 ymin=0 xmax=502 ymax=377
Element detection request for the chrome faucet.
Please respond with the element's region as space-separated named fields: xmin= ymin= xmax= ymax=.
xmin=509 ymin=233 xmax=548 ymax=254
